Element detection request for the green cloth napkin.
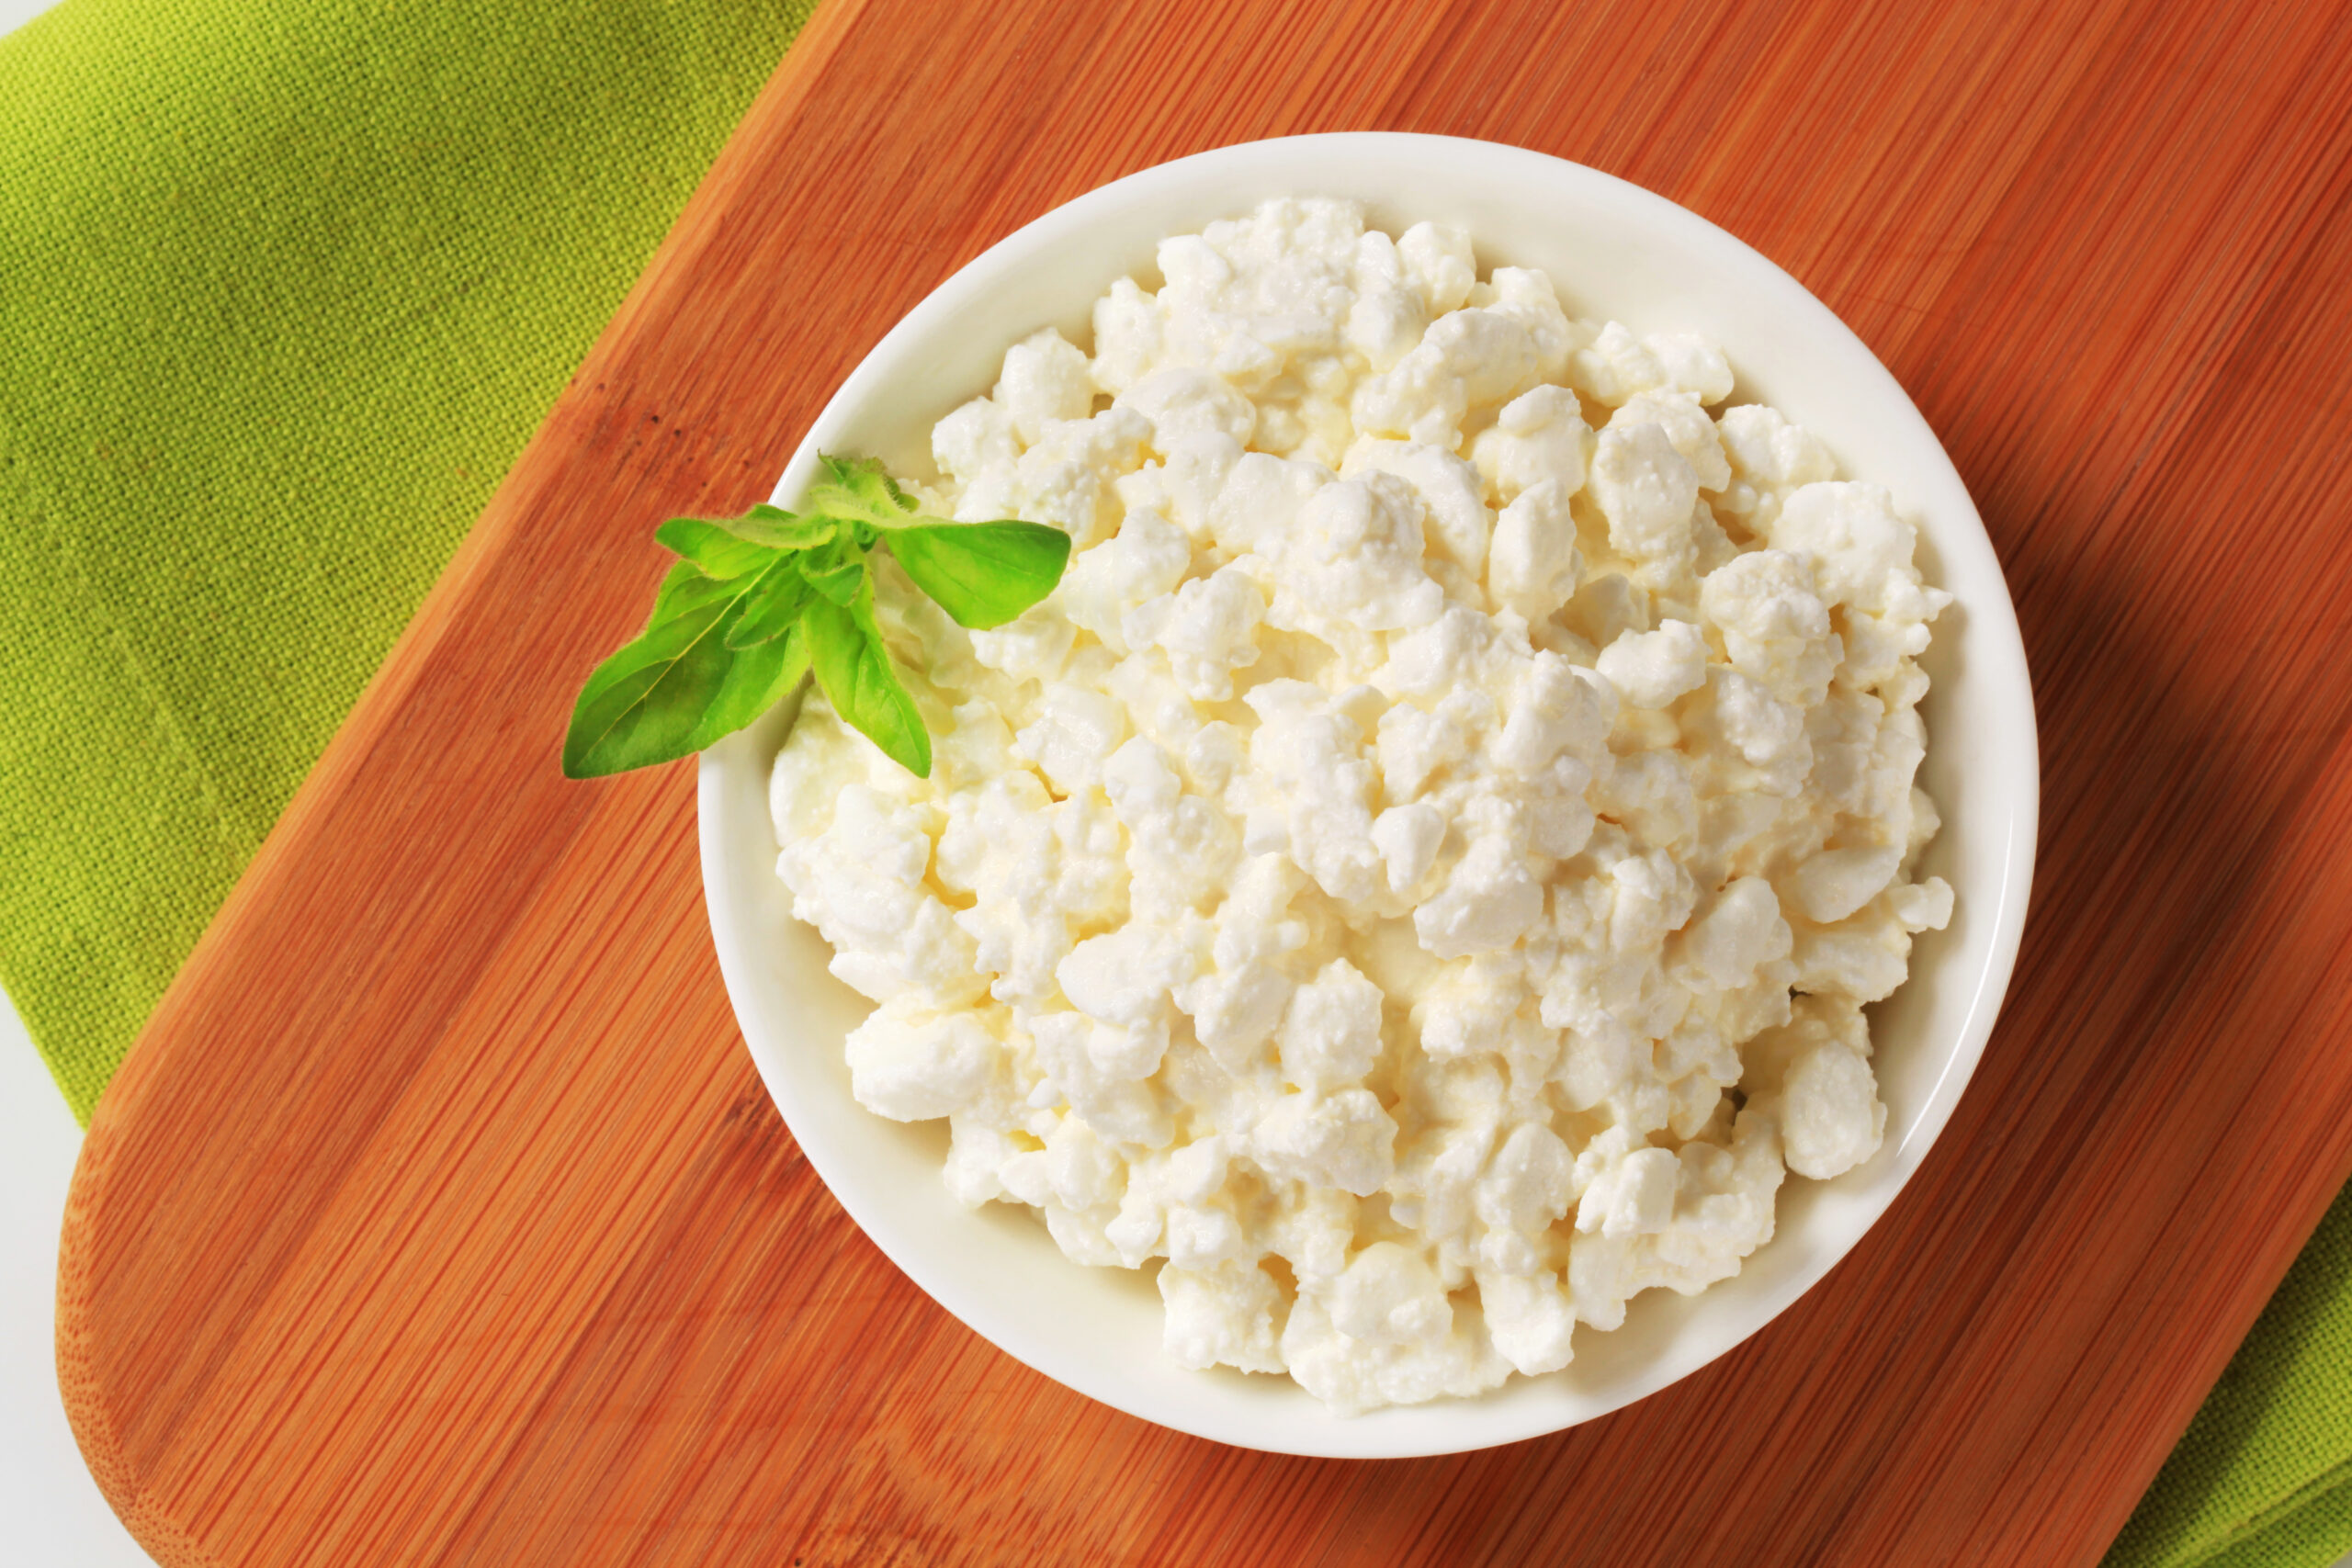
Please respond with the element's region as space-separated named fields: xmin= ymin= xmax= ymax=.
xmin=0 ymin=0 xmax=810 ymax=1122
xmin=0 ymin=3 xmax=2344 ymax=1563
xmin=2108 ymin=1186 xmax=2352 ymax=1567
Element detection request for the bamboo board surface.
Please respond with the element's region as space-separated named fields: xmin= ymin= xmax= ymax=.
xmin=55 ymin=0 xmax=2352 ymax=1562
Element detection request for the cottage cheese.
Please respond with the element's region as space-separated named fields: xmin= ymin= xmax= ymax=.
xmin=770 ymin=199 xmax=1953 ymax=1414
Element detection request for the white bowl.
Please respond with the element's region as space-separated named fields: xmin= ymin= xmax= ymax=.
xmin=698 ymin=133 xmax=2039 ymax=1458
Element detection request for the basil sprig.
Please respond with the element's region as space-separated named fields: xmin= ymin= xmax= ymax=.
xmin=562 ymin=455 xmax=1070 ymax=780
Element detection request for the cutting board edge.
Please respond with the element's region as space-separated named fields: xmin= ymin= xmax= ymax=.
xmin=47 ymin=0 xmax=876 ymax=1547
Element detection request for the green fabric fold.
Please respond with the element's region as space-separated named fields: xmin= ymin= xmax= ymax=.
xmin=0 ymin=4 xmax=2345 ymax=1565
xmin=0 ymin=0 xmax=811 ymax=1122
xmin=2107 ymin=1182 xmax=2352 ymax=1568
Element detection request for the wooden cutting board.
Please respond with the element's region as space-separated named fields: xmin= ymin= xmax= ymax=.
xmin=57 ymin=0 xmax=2352 ymax=1562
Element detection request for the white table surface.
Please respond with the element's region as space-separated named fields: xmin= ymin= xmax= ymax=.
xmin=0 ymin=989 xmax=154 ymax=1565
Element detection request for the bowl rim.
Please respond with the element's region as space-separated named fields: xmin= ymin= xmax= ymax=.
xmin=698 ymin=130 xmax=2040 ymax=1458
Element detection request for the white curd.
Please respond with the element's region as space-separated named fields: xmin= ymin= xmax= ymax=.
xmin=769 ymin=198 xmax=1952 ymax=1414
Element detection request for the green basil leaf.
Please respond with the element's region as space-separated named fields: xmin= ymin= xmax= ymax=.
xmin=801 ymin=537 xmax=869 ymax=607
xmin=803 ymin=584 xmax=931 ymax=777
xmin=729 ymin=504 xmax=837 ymax=552
xmin=885 ymin=520 xmax=1072 ymax=628
xmin=564 ymin=462 xmax=972 ymax=782
xmin=724 ymin=558 xmax=817 ymax=649
xmin=806 ymin=453 xmax=919 ymax=529
xmin=566 ymin=559 xmax=817 ymax=775
xmin=563 ymin=577 xmax=747 ymax=777
xmin=645 ymin=558 xmax=745 ymax=623
xmin=685 ymin=620 xmax=810 ymax=752
xmin=653 ymin=518 xmax=777 ymax=581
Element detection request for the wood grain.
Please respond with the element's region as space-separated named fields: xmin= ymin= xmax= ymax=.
xmin=56 ymin=0 xmax=2352 ymax=1562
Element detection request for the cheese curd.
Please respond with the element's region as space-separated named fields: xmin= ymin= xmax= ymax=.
xmin=770 ymin=199 xmax=1953 ymax=1414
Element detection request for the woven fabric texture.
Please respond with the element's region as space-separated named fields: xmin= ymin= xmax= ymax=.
xmin=2107 ymin=1181 xmax=2352 ymax=1567
xmin=0 ymin=3 xmax=2344 ymax=1564
xmin=0 ymin=0 xmax=810 ymax=1122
